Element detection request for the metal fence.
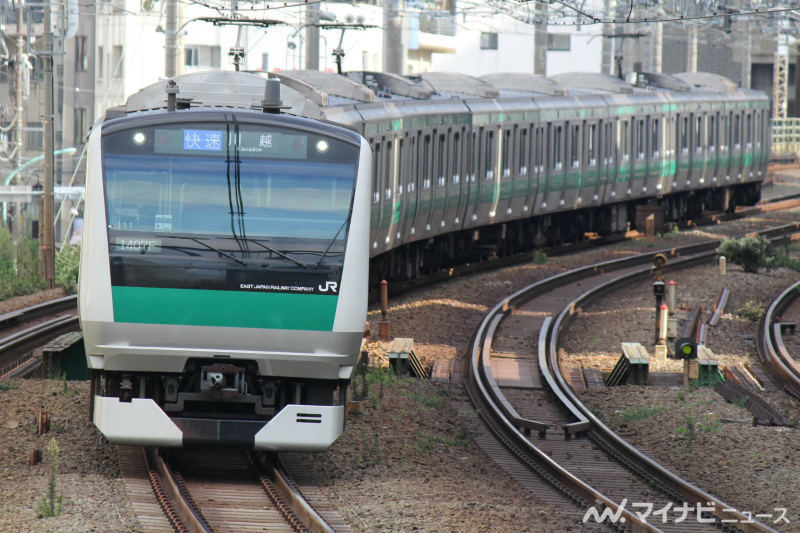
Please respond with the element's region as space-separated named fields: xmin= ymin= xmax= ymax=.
xmin=771 ymin=118 xmax=800 ymax=159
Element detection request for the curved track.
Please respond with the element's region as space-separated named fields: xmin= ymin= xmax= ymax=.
xmin=758 ymin=281 xmax=800 ymax=399
xmin=465 ymin=224 xmax=800 ymax=532
xmin=0 ymin=295 xmax=78 ymax=379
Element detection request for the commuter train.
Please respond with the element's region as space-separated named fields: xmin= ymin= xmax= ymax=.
xmin=79 ymin=69 xmax=769 ymax=450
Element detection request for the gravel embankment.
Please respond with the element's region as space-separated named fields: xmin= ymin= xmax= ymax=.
xmin=1 ymin=197 xmax=798 ymax=532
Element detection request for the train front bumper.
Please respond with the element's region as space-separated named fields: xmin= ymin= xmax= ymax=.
xmin=92 ymin=396 xmax=344 ymax=451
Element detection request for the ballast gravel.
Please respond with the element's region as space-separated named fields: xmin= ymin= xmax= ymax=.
xmin=1 ymin=186 xmax=799 ymax=532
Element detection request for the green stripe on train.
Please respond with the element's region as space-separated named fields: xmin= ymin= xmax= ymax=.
xmin=112 ymin=286 xmax=338 ymax=330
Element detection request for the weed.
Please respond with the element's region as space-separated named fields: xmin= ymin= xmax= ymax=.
xmin=675 ymin=415 xmax=697 ymax=450
xmin=358 ymin=430 xmax=382 ymax=468
xmin=732 ymin=396 xmax=750 ymax=409
xmin=717 ymin=235 xmax=776 ymax=273
xmin=0 ymin=226 xmax=45 ymax=301
xmin=37 ymin=438 xmax=63 ymax=518
xmin=403 ymin=389 xmax=442 ymax=408
xmin=532 ymin=250 xmax=547 ymax=264
xmin=676 ymin=390 xmax=686 ymax=403
xmin=668 ymin=223 xmax=680 ymax=235
xmin=619 ymin=405 xmax=664 ymax=423
xmin=54 ymin=245 xmax=81 ymax=294
xmin=737 ymin=301 xmax=765 ymax=322
xmin=0 ymin=380 xmax=19 ymax=391
xmin=699 ymin=415 xmax=721 ymax=434
xmin=60 ymin=375 xmax=77 ymax=397
xmin=414 ymin=431 xmax=470 ymax=453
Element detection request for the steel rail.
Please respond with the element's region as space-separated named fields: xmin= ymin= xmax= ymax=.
xmin=466 ymin=225 xmax=800 ymax=533
xmin=0 ymin=314 xmax=79 ymax=377
xmin=758 ymin=280 xmax=800 ymax=399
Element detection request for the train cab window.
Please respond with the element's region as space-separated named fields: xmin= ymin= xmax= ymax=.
xmin=570 ymin=124 xmax=580 ymax=168
xmin=437 ymin=133 xmax=447 ymax=187
xmin=635 ymin=119 xmax=645 ymax=160
xmin=502 ymin=128 xmax=512 ymax=178
xmin=734 ymin=114 xmax=741 ymax=150
xmin=422 ymin=134 xmax=431 ymax=189
xmin=452 ymin=132 xmax=461 ymax=184
xmin=519 ymin=128 xmax=529 ymax=175
xmin=707 ymin=116 xmax=715 ymax=152
xmin=587 ymin=123 xmax=596 ymax=166
xmin=384 ymin=140 xmax=392 ymax=200
xmin=680 ymin=116 xmax=689 ymax=155
xmin=372 ymin=141 xmax=380 ymax=203
xmin=484 ymin=130 xmax=495 ymax=179
xmin=695 ymin=116 xmax=703 ymax=153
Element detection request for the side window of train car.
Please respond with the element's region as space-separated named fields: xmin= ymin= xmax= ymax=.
xmin=734 ymin=113 xmax=741 ymax=151
xmin=695 ymin=116 xmax=703 ymax=153
xmin=570 ymin=123 xmax=580 ymax=168
xmin=587 ymin=123 xmax=597 ymax=166
xmin=396 ymin=138 xmax=404 ymax=197
xmin=408 ymin=135 xmax=417 ymax=194
xmin=707 ymin=115 xmax=715 ymax=152
xmin=384 ymin=139 xmax=393 ymax=200
xmin=680 ymin=116 xmax=689 ymax=155
xmin=621 ymin=120 xmax=629 ymax=161
xmin=437 ymin=133 xmax=447 ymax=187
xmin=552 ymin=124 xmax=563 ymax=170
xmin=604 ymin=122 xmax=613 ymax=164
xmin=519 ymin=127 xmax=529 ymax=175
xmin=650 ymin=119 xmax=659 ymax=158
xmin=484 ymin=129 xmax=495 ymax=179
xmin=745 ymin=113 xmax=752 ymax=150
xmin=372 ymin=140 xmax=380 ymax=203
xmin=502 ymin=128 xmax=512 ymax=178
xmin=452 ymin=131 xmax=461 ymax=184
xmin=720 ymin=115 xmax=727 ymax=151
xmin=534 ymin=127 xmax=542 ymax=172
xmin=635 ymin=119 xmax=645 ymax=160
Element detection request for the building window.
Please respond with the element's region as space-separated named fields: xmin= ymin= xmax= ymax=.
xmin=26 ymin=122 xmax=43 ymax=151
xmin=74 ymin=108 xmax=87 ymax=144
xmin=112 ymin=45 xmax=123 ymax=78
xmin=547 ymin=33 xmax=571 ymax=51
xmin=185 ymin=45 xmax=221 ymax=68
xmin=74 ymin=36 xmax=88 ymax=72
xmin=480 ymin=32 xmax=498 ymax=50
xmin=97 ymin=46 xmax=103 ymax=78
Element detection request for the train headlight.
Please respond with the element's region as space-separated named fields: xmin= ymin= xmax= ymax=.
xmin=315 ymin=139 xmax=329 ymax=153
xmin=133 ymin=132 xmax=146 ymax=145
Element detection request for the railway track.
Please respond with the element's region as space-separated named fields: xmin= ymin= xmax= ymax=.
xmin=757 ymin=281 xmax=800 ymax=400
xmin=464 ymin=223 xmax=800 ymax=532
xmin=126 ymin=446 xmax=340 ymax=533
xmin=0 ymin=294 xmax=78 ymax=379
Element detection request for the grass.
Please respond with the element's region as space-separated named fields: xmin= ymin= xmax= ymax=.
xmin=37 ymin=438 xmax=63 ymax=518
xmin=0 ymin=380 xmax=19 ymax=391
xmin=619 ymin=405 xmax=664 ymax=423
xmin=737 ymin=301 xmax=765 ymax=322
xmin=414 ymin=428 xmax=471 ymax=453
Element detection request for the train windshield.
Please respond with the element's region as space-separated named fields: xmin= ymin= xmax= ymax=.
xmin=102 ymin=122 xmax=359 ymax=270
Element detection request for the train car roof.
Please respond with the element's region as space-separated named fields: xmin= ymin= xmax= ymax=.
xmin=479 ymin=73 xmax=568 ymax=96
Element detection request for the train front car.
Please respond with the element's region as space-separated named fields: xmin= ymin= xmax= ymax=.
xmin=79 ymin=102 xmax=370 ymax=450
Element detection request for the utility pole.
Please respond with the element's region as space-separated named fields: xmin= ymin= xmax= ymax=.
xmin=774 ymin=28 xmax=789 ymax=119
xmin=687 ymin=23 xmax=697 ymax=72
xmin=534 ymin=1 xmax=547 ymax=75
xmin=165 ymin=0 xmax=177 ymax=77
xmin=11 ymin=6 xmax=24 ymax=237
xmin=383 ymin=0 xmax=402 ymax=73
xmin=305 ymin=2 xmax=320 ymax=70
xmin=41 ymin=2 xmax=55 ymax=288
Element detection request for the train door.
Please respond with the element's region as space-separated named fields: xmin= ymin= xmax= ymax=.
xmin=743 ymin=110 xmax=753 ymax=180
xmin=498 ymin=125 xmax=515 ymax=220
xmin=428 ymin=130 xmax=449 ymax=233
xmin=676 ymin=113 xmax=689 ymax=189
xmin=545 ymin=121 xmax=565 ymax=211
xmin=512 ymin=124 xmax=530 ymax=217
xmin=463 ymin=127 xmax=481 ymax=228
xmin=400 ymin=133 xmax=419 ymax=242
xmin=707 ymin=112 xmax=718 ymax=184
xmin=532 ymin=124 xmax=545 ymax=214
xmin=631 ymin=117 xmax=646 ymax=198
xmin=477 ymin=125 xmax=499 ymax=222
xmin=613 ymin=118 xmax=631 ymax=200
xmin=687 ymin=112 xmax=698 ymax=188
xmin=410 ymin=131 xmax=433 ymax=238
xmin=732 ymin=111 xmax=743 ymax=181
xmin=369 ymin=137 xmax=381 ymax=252
xmin=649 ymin=115 xmax=665 ymax=195
xmin=447 ymin=128 xmax=467 ymax=228
xmin=560 ymin=121 xmax=579 ymax=208
xmin=580 ymin=120 xmax=600 ymax=206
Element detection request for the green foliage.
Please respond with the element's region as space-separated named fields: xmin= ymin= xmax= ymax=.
xmin=619 ymin=405 xmax=664 ymax=423
xmin=0 ymin=225 xmax=45 ymax=300
xmin=0 ymin=379 xmax=19 ymax=391
xmin=717 ymin=235 xmax=776 ymax=273
xmin=55 ymin=245 xmax=80 ymax=294
xmin=737 ymin=301 xmax=765 ymax=322
xmin=414 ymin=429 xmax=471 ymax=453
xmin=531 ymin=250 xmax=547 ymax=264
xmin=37 ymin=438 xmax=63 ymax=518
xmin=403 ymin=389 xmax=442 ymax=408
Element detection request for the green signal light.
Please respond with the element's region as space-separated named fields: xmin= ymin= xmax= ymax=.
xmin=682 ymin=344 xmax=693 ymax=355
